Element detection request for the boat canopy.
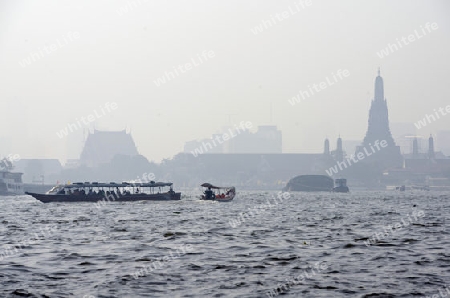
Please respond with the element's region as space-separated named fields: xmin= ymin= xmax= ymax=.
xmin=62 ymin=182 xmax=173 ymax=188
xmin=201 ymin=183 xmax=234 ymax=190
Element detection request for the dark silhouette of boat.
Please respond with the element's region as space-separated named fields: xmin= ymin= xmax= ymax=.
xmin=333 ymin=178 xmax=349 ymax=193
xmin=25 ymin=181 xmax=181 ymax=203
xmin=283 ymin=175 xmax=333 ymax=192
xmin=200 ymin=183 xmax=235 ymax=202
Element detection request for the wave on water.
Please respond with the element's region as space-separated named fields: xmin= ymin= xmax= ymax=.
xmin=0 ymin=191 xmax=449 ymax=297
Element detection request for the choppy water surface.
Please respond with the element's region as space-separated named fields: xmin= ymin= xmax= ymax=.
xmin=0 ymin=190 xmax=449 ymax=298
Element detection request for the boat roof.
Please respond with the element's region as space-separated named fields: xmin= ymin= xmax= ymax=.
xmin=201 ymin=183 xmax=235 ymax=190
xmin=59 ymin=182 xmax=173 ymax=188
xmin=0 ymin=170 xmax=23 ymax=174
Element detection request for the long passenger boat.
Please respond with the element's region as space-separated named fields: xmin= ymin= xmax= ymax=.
xmin=25 ymin=181 xmax=181 ymax=203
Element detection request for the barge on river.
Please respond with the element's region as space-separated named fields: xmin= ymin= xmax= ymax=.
xmin=25 ymin=181 xmax=181 ymax=203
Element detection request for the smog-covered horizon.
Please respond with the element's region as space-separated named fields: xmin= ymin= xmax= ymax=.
xmin=1 ymin=0 xmax=449 ymax=164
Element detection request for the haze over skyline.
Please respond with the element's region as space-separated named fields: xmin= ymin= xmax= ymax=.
xmin=1 ymin=0 xmax=449 ymax=163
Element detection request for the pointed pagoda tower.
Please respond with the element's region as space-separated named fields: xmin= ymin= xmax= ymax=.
xmin=335 ymin=136 xmax=344 ymax=162
xmin=362 ymin=68 xmax=396 ymax=146
xmin=428 ymin=134 xmax=435 ymax=159
xmin=323 ymin=138 xmax=330 ymax=155
xmin=356 ymin=69 xmax=403 ymax=168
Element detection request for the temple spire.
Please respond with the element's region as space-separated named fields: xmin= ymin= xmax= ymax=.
xmin=428 ymin=134 xmax=435 ymax=159
xmin=356 ymin=70 xmax=403 ymax=168
xmin=362 ymin=71 xmax=397 ymax=147
xmin=374 ymin=69 xmax=384 ymax=101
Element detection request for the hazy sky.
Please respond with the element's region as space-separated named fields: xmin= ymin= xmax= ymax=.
xmin=1 ymin=0 xmax=449 ymax=163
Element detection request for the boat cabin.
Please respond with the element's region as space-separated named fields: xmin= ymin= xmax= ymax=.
xmin=46 ymin=181 xmax=175 ymax=196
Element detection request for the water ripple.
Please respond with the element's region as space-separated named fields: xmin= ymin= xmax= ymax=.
xmin=0 ymin=191 xmax=449 ymax=297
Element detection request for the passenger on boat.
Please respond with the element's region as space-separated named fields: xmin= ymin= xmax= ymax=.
xmin=204 ymin=187 xmax=213 ymax=199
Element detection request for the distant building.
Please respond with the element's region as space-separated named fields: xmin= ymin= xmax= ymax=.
xmin=390 ymin=122 xmax=417 ymax=154
xmin=196 ymin=153 xmax=332 ymax=185
xmin=14 ymin=159 xmax=62 ymax=183
xmin=398 ymin=134 xmax=450 ymax=188
xmin=404 ymin=135 xmax=446 ymax=160
xmin=437 ymin=130 xmax=450 ymax=156
xmin=342 ymin=140 xmax=360 ymax=157
xmin=231 ymin=125 xmax=282 ymax=153
xmin=428 ymin=134 xmax=435 ymax=159
xmin=332 ymin=136 xmax=344 ymax=162
xmin=184 ymin=125 xmax=282 ymax=155
xmin=356 ymin=69 xmax=403 ymax=168
xmin=323 ymin=138 xmax=330 ymax=155
xmin=80 ymin=129 xmax=139 ymax=167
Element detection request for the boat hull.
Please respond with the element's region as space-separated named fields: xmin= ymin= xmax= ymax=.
xmin=332 ymin=186 xmax=349 ymax=193
xmin=283 ymin=175 xmax=333 ymax=192
xmin=200 ymin=194 xmax=235 ymax=202
xmin=25 ymin=192 xmax=181 ymax=203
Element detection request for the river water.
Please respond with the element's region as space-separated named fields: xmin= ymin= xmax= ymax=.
xmin=0 ymin=190 xmax=449 ymax=298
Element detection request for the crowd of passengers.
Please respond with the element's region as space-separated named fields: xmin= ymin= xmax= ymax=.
xmin=57 ymin=188 xmax=135 ymax=196
xmin=57 ymin=188 xmax=174 ymax=196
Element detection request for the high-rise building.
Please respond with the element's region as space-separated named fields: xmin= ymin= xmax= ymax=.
xmin=356 ymin=70 xmax=403 ymax=168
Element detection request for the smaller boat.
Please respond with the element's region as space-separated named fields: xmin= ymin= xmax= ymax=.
xmin=200 ymin=183 xmax=235 ymax=202
xmin=396 ymin=185 xmax=406 ymax=191
xmin=333 ymin=178 xmax=349 ymax=193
